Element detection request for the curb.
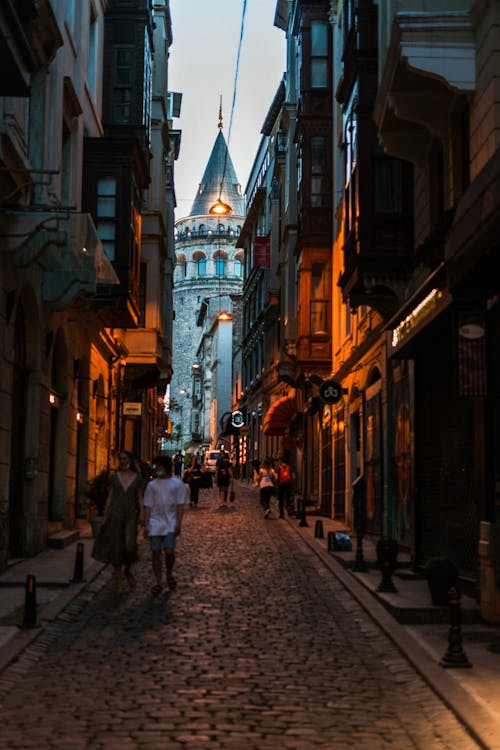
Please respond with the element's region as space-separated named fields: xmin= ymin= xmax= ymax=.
xmin=288 ymin=517 xmax=500 ymax=750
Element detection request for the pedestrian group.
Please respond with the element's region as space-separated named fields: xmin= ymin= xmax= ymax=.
xmin=92 ymin=448 xmax=295 ymax=595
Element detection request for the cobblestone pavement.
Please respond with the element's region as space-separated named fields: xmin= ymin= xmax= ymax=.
xmin=0 ymin=484 xmax=481 ymax=750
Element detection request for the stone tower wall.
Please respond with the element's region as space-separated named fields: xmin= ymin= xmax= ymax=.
xmin=171 ymin=212 xmax=244 ymax=450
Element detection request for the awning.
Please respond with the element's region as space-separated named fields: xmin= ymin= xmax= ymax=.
xmin=263 ymin=395 xmax=296 ymax=436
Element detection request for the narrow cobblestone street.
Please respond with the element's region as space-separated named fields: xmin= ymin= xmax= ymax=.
xmin=0 ymin=483 xmax=481 ymax=750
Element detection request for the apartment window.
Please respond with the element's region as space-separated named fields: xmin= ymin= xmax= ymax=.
xmin=311 ymin=137 xmax=328 ymax=208
xmin=143 ymin=30 xmax=152 ymax=140
xmin=311 ymin=21 xmax=328 ymax=88
xmin=138 ymin=261 xmax=147 ymax=327
xmin=87 ymin=5 xmax=98 ymax=98
xmin=344 ymin=85 xmax=358 ymax=233
xmin=96 ymin=176 xmax=117 ymax=261
xmin=198 ymin=258 xmax=206 ymax=276
xmin=113 ymin=47 xmax=133 ymax=123
xmin=343 ymin=0 xmax=357 ymax=43
xmin=65 ymin=0 xmax=75 ymax=35
xmin=374 ymin=157 xmax=403 ymax=214
xmin=310 ymin=262 xmax=329 ymax=336
xmin=215 ymin=257 xmax=225 ymax=276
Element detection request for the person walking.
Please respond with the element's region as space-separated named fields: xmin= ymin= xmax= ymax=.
xmin=277 ymin=457 xmax=295 ymax=518
xmin=173 ymin=450 xmax=184 ymax=477
xmin=183 ymin=455 xmax=204 ymax=508
xmin=92 ymin=450 xmax=143 ymax=595
xmin=258 ymin=459 xmax=277 ymax=518
xmin=143 ymin=454 xmax=188 ymax=595
xmin=215 ymin=450 xmax=233 ymax=507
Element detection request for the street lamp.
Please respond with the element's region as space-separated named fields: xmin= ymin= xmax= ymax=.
xmin=209 ymin=199 xmax=232 ymax=216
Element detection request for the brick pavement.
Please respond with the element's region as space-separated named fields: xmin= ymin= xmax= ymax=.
xmin=0 ymin=484 xmax=483 ymax=749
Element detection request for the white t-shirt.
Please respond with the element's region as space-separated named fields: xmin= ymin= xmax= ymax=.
xmin=143 ymin=476 xmax=188 ymax=535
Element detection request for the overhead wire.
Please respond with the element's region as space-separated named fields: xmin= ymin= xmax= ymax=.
xmin=217 ymin=0 xmax=248 ymax=203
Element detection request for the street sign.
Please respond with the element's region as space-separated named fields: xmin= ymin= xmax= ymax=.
xmin=239 ymin=425 xmax=250 ymax=436
xmin=318 ymin=379 xmax=343 ymax=405
xmin=123 ymin=402 xmax=142 ymax=416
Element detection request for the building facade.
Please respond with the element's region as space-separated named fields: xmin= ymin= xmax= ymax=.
xmin=0 ymin=0 xmax=178 ymax=570
xmin=250 ymin=0 xmax=500 ymax=618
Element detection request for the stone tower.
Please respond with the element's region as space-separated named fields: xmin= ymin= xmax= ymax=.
xmin=170 ymin=119 xmax=244 ymax=451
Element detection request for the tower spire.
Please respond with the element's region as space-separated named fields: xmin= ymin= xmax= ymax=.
xmin=218 ymin=94 xmax=223 ymax=130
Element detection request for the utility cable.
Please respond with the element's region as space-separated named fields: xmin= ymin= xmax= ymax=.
xmin=217 ymin=0 xmax=248 ymax=203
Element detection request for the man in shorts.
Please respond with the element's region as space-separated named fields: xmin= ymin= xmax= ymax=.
xmin=143 ymin=454 xmax=188 ymax=595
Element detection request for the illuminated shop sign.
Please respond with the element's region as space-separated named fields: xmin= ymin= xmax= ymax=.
xmin=391 ymin=288 xmax=443 ymax=350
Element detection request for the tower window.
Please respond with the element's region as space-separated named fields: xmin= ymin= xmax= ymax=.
xmin=215 ymin=257 xmax=225 ymax=276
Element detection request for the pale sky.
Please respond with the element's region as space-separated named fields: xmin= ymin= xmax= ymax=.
xmin=169 ymin=0 xmax=286 ymax=219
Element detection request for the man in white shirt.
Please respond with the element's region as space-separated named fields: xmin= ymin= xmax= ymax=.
xmin=143 ymin=454 xmax=188 ymax=595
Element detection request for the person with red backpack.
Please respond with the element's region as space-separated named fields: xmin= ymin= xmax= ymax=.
xmin=278 ymin=457 xmax=295 ymax=518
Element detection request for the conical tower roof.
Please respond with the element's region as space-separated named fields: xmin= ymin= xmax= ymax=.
xmin=189 ymin=129 xmax=245 ymax=217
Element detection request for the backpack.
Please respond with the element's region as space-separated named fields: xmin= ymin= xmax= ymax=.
xmin=280 ymin=464 xmax=291 ymax=483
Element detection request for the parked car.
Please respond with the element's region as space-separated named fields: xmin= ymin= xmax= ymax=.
xmin=204 ymin=450 xmax=221 ymax=473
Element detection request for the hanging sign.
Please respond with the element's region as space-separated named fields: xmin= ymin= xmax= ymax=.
xmin=319 ymin=379 xmax=343 ymax=405
xmin=231 ymin=410 xmax=244 ymax=428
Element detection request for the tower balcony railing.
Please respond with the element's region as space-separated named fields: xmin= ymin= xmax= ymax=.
xmin=175 ymin=225 xmax=241 ymax=242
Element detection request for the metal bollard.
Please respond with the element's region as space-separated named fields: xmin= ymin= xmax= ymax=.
xmin=440 ymin=587 xmax=472 ymax=668
xmin=71 ymin=542 xmax=85 ymax=583
xmin=298 ymin=499 xmax=308 ymax=527
xmin=22 ymin=574 xmax=38 ymax=628
xmin=353 ymin=528 xmax=369 ymax=572
xmin=327 ymin=531 xmax=336 ymax=552
xmin=314 ymin=519 xmax=324 ymax=539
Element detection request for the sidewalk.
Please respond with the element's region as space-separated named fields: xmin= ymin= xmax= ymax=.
xmin=1 ymin=499 xmax=500 ymax=749
xmin=0 ymin=526 xmax=105 ymax=672
xmin=285 ymin=508 xmax=500 ymax=750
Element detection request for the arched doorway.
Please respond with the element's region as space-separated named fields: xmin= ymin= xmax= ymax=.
xmin=8 ymin=306 xmax=28 ymax=557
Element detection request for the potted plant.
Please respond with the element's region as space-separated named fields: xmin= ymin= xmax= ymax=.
xmin=424 ymin=557 xmax=458 ymax=605
xmin=85 ymin=470 xmax=110 ymax=537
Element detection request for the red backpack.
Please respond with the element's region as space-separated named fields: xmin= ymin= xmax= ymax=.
xmin=280 ymin=464 xmax=291 ymax=483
